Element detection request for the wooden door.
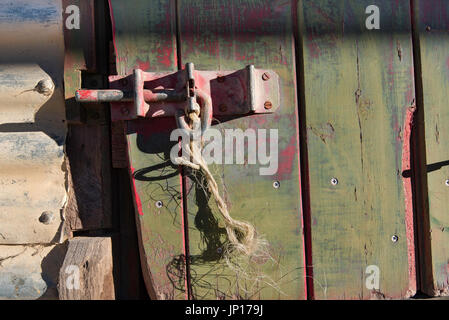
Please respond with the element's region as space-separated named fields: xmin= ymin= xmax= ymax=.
xmin=107 ymin=0 xmax=449 ymax=299
xmin=110 ymin=0 xmax=306 ymax=300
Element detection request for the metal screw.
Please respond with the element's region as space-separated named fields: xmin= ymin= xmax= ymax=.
xmin=262 ymin=72 xmax=270 ymax=81
xmin=39 ymin=211 xmax=54 ymax=225
xmin=264 ymin=101 xmax=273 ymax=110
xmin=156 ymin=201 xmax=163 ymax=208
xmin=331 ymin=178 xmax=339 ymax=186
xmin=273 ymin=181 xmax=280 ymax=189
xmin=219 ymin=104 xmax=227 ymax=112
xmin=391 ymin=235 xmax=399 ymax=243
xmin=445 ymin=179 xmax=449 ymax=187
xmin=121 ymin=107 xmax=129 ymax=115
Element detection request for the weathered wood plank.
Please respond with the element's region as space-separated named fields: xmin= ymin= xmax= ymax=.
xmin=65 ymin=123 xmax=112 ymax=231
xmin=179 ymin=0 xmax=306 ymax=299
xmin=413 ymin=0 xmax=449 ymax=296
xmin=109 ymin=0 xmax=187 ymax=299
xmin=58 ymin=237 xmax=115 ymax=300
xmin=63 ymin=0 xmax=96 ymax=123
xmin=298 ymin=0 xmax=416 ymax=299
xmin=63 ymin=0 xmax=113 ymax=233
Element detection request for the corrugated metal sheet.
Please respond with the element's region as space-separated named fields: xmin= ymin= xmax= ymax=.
xmin=0 ymin=0 xmax=67 ymax=299
xmin=0 ymin=0 xmax=67 ymax=245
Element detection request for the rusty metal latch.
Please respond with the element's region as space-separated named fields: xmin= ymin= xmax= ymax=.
xmin=75 ymin=63 xmax=280 ymax=121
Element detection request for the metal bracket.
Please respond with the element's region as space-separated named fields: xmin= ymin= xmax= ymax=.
xmin=75 ymin=63 xmax=280 ymax=121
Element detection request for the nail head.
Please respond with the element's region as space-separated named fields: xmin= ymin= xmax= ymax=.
xmin=39 ymin=211 xmax=54 ymax=225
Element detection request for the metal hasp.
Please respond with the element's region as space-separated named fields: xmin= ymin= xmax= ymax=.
xmin=75 ymin=63 xmax=280 ymax=121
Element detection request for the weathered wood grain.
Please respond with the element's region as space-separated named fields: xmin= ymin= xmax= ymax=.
xmin=413 ymin=0 xmax=449 ymax=296
xmin=58 ymin=237 xmax=115 ymax=300
xmin=298 ymin=0 xmax=417 ymax=299
xmin=179 ymin=0 xmax=306 ymax=299
xmin=65 ymin=123 xmax=112 ymax=231
xmin=109 ymin=0 xmax=187 ymax=299
xmin=63 ymin=0 xmax=96 ymax=123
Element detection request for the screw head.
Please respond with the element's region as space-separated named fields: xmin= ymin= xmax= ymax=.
xmin=273 ymin=181 xmax=280 ymax=189
xmin=262 ymin=72 xmax=270 ymax=81
xmin=391 ymin=235 xmax=399 ymax=243
xmin=39 ymin=211 xmax=54 ymax=225
xmin=331 ymin=178 xmax=339 ymax=186
xmin=264 ymin=101 xmax=273 ymax=110
xmin=445 ymin=179 xmax=449 ymax=187
xmin=155 ymin=201 xmax=163 ymax=208
xmin=426 ymin=26 xmax=431 ymax=32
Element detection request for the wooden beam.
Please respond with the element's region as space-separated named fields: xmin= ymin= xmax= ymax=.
xmin=178 ymin=0 xmax=306 ymax=300
xmin=412 ymin=0 xmax=449 ymax=297
xmin=65 ymin=123 xmax=113 ymax=231
xmin=109 ymin=0 xmax=187 ymax=300
xmin=298 ymin=0 xmax=417 ymax=299
xmin=58 ymin=237 xmax=115 ymax=300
